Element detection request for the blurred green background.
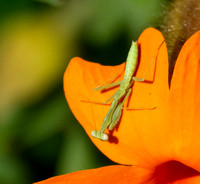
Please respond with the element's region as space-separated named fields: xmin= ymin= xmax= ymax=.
xmin=0 ymin=0 xmax=170 ymax=183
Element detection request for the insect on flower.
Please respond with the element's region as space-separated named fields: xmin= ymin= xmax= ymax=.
xmin=91 ymin=41 xmax=157 ymax=141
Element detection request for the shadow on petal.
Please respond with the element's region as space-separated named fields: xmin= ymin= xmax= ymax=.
xmin=149 ymin=160 xmax=200 ymax=184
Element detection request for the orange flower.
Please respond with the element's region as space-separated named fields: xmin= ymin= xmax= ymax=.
xmin=35 ymin=28 xmax=200 ymax=183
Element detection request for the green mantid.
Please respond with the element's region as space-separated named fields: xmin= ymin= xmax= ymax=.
xmin=92 ymin=41 xmax=155 ymax=141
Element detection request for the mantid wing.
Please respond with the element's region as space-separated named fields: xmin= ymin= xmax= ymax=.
xmin=100 ymin=99 xmax=118 ymax=132
xmin=109 ymin=88 xmax=132 ymax=130
xmin=108 ymin=103 xmax=122 ymax=130
xmin=64 ymin=28 xmax=169 ymax=167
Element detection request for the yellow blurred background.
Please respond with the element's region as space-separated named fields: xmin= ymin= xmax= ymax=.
xmin=0 ymin=0 xmax=168 ymax=183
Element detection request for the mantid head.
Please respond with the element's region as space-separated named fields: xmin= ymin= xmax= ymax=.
xmin=91 ymin=130 xmax=108 ymax=141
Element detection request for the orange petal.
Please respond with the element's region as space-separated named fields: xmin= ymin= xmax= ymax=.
xmin=34 ymin=162 xmax=200 ymax=184
xmin=64 ymin=28 xmax=170 ymax=167
xmin=169 ymin=30 xmax=200 ymax=171
xmin=34 ymin=165 xmax=153 ymax=184
xmin=174 ymin=176 xmax=200 ymax=184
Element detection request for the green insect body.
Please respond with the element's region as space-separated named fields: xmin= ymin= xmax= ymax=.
xmin=92 ymin=41 xmax=144 ymax=141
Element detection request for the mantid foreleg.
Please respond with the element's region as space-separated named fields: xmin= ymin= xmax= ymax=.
xmin=93 ymin=79 xmax=122 ymax=104
xmin=94 ymin=72 xmax=122 ymax=91
xmin=94 ymin=80 xmax=122 ymax=91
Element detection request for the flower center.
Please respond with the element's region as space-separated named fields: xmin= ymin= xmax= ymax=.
xmin=152 ymin=160 xmax=200 ymax=183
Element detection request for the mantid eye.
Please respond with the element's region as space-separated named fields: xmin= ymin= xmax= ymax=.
xmin=91 ymin=130 xmax=108 ymax=141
